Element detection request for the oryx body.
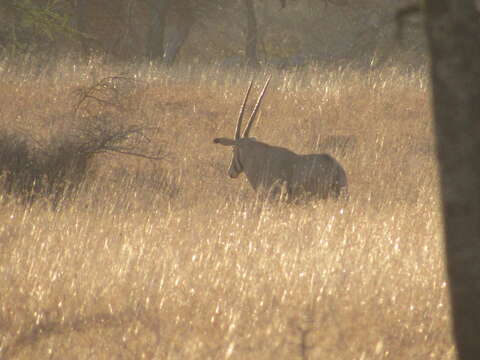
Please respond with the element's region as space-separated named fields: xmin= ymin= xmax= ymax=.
xmin=213 ymin=77 xmax=348 ymax=201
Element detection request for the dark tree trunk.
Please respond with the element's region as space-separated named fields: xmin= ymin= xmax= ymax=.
xmin=424 ymin=1 xmax=480 ymax=359
xmin=244 ymin=0 xmax=259 ymax=67
xmin=163 ymin=4 xmax=194 ymax=65
xmin=146 ymin=0 xmax=171 ymax=61
xmin=72 ymin=0 xmax=90 ymax=56
xmin=74 ymin=0 xmax=89 ymax=56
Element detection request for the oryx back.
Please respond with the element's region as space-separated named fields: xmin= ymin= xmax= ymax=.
xmin=291 ymin=154 xmax=347 ymax=199
xmin=238 ymin=140 xmax=298 ymax=192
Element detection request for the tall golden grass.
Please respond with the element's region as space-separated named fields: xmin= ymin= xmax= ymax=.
xmin=0 ymin=59 xmax=454 ymax=359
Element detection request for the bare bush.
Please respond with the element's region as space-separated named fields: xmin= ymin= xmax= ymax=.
xmin=0 ymin=74 xmax=166 ymax=206
xmin=0 ymin=130 xmax=40 ymax=202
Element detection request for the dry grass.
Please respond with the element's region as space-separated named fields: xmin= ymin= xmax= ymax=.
xmin=0 ymin=59 xmax=454 ymax=359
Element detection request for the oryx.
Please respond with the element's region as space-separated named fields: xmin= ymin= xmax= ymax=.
xmin=213 ymin=76 xmax=348 ymax=201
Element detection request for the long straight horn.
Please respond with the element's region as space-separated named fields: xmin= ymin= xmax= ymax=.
xmin=235 ymin=80 xmax=254 ymax=139
xmin=243 ymin=75 xmax=272 ymax=138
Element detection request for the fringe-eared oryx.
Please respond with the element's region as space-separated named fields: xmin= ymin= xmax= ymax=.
xmin=213 ymin=76 xmax=348 ymax=201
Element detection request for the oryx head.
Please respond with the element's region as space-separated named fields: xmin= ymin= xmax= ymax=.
xmin=213 ymin=76 xmax=271 ymax=178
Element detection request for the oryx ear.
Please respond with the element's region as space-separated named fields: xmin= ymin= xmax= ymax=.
xmin=213 ymin=138 xmax=237 ymax=146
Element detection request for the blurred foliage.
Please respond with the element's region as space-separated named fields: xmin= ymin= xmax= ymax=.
xmin=0 ymin=0 xmax=83 ymax=57
xmin=0 ymin=0 xmax=426 ymax=67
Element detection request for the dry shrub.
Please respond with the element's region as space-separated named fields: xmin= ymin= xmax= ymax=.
xmin=0 ymin=74 xmax=166 ymax=206
xmin=0 ymin=127 xmax=93 ymax=205
xmin=0 ymin=130 xmax=39 ymax=202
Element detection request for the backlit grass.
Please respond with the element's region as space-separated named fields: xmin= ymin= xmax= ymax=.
xmin=0 ymin=59 xmax=453 ymax=359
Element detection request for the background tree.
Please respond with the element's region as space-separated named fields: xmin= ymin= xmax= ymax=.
xmin=0 ymin=0 xmax=83 ymax=57
xmin=146 ymin=0 xmax=291 ymax=65
xmin=68 ymin=0 xmax=90 ymax=57
xmin=424 ymin=1 xmax=480 ymax=359
xmin=147 ymin=0 xmax=223 ymax=64
xmin=244 ymin=0 xmax=259 ymax=66
xmin=146 ymin=0 xmax=171 ymax=61
xmin=163 ymin=0 xmax=196 ymax=64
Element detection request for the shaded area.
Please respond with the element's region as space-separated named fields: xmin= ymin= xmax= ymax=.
xmin=424 ymin=1 xmax=480 ymax=359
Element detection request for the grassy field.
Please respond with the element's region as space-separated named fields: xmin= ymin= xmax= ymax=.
xmin=0 ymin=59 xmax=454 ymax=359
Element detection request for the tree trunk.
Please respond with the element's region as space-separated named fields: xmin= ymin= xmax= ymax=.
xmin=146 ymin=0 xmax=171 ymax=61
xmin=163 ymin=4 xmax=194 ymax=65
xmin=244 ymin=0 xmax=259 ymax=67
xmin=424 ymin=1 xmax=480 ymax=359
xmin=74 ymin=0 xmax=89 ymax=56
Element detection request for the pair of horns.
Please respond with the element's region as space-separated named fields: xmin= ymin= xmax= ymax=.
xmin=234 ymin=76 xmax=272 ymax=140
